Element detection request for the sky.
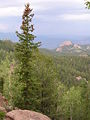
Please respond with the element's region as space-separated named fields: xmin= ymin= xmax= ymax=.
xmin=0 ymin=0 xmax=90 ymax=48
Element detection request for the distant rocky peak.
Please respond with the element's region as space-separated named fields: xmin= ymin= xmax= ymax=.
xmin=56 ymin=40 xmax=73 ymax=52
xmin=59 ymin=40 xmax=73 ymax=47
xmin=56 ymin=40 xmax=83 ymax=52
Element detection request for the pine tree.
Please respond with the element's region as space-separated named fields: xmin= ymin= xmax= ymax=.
xmin=85 ymin=1 xmax=90 ymax=9
xmin=15 ymin=3 xmax=40 ymax=109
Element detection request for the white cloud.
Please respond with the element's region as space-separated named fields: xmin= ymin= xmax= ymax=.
xmin=0 ymin=0 xmax=85 ymax=17
xmin=0 ymin=0 xmax=85 ymax=10
xmin=0 ymin=1 xmax=49 ymax=17
xmin=36 ymin=12 xmax=90 ymax=22
xmin=0 ymin=6 xmax=46 ymax=17
xmin=0 ymin=7 xmax=24 ymax=17
xmin=32 ymin=0 xmax=83 ymax=3
xmin=58 ymin=13 xmax=90 ymax=21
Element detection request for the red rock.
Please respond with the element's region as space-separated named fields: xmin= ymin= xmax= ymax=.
xmin=5 ymin=110 xmax=51 ymax=120
xmin=56 ymin=41 xmax=73 ymax=52
xmin=60 ymin=41 xmax=72 ymax=47
xmin=76 ymin=76 xmax=82 ymax=81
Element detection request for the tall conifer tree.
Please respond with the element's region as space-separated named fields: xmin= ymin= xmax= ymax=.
xmin=15 ymin=3 xmax=40 ymax=109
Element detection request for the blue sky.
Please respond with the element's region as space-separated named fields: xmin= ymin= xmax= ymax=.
xmin=0 ymin=0 xmax=90 ymax=48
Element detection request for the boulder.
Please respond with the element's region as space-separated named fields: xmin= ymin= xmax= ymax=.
xmin=5 ymin=110 xmax=51 ymax=120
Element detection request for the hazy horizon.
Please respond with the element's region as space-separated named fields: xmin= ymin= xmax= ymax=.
xmin=0 ymin=32 xmax=90 ymax=49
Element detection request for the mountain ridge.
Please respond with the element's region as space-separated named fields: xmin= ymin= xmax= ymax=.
xmin=40 ymin=40 xmax=90 ymax=56
xmin=0 ymin=32 xmax=90 ymax=49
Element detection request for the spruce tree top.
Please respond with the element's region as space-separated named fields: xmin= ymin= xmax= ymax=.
xmin=16 ymin=3 xmax=40 ymax=49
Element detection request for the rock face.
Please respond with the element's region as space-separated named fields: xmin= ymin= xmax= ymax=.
xmin=60 ymin=41 xmax=73 ymax=47
xmin=0 ymin=93 xmax=8 ymax=107
xmin=56 ymin=41 xmax=73 ymax=52
xmin=5 ymin=110 xmax=51 ymax=120
xmin=0 ymin=94 xmax=51 ymax=120
xmin=56 ymin=41 xmax=83 ymax=53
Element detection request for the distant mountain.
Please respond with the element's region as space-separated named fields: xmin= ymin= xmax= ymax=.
xmin=40 ymin=41 xmax=90 ymax=56
xmin=0 ymin=38 xmax=89 ymax=56
xmin=55 ymin=41 xmax=90 ymax=56
xmin=36 ymin=35 xmax=90 ymax=49
xmin=0 ymin=32 xmax=90 ymax=50
xmin=56 ymin=41 xmax=73 ymax=52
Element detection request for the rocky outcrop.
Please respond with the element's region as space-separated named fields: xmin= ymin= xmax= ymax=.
xmin=76 ymin=76 xmax=82 ymax=81
xmin=5 ymin=110 xmax=51 ymax=120
xmin=0 ymin=93 xmax=8 ymax=114
xmin=56 ymin=41 xmax=73 ymax=52
xmin=56 ymin=41 xmax=83 ymax=53
xmin=60 ymin=41 xmax=73 ymax=47
xmin=0 ymin=94 xmax=51 ymax=120
xmin=0 ymin=93 xmax=8 ymax=107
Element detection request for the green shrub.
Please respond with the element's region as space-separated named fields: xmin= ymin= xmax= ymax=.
xmin=0 ymin=111 xmax=5 ymax=120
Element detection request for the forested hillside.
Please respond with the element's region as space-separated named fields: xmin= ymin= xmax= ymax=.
xmin=0 ymin=2 xmax=90 ymax=120
xmin=0 ymin=40 xmax=90 ymax=120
